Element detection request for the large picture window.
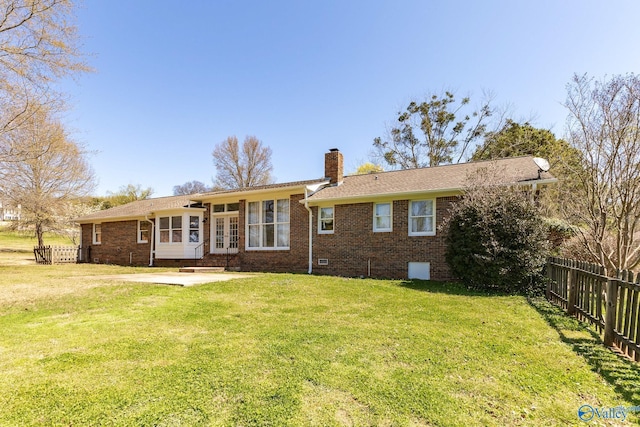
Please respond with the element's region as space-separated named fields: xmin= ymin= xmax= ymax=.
xmin=409 ymin=200 xmax=435 ymax=236
xmin=247 ymin=199 xmax=290 ymax=249
xmin=319 ymin=206 xmax=334 ymax=234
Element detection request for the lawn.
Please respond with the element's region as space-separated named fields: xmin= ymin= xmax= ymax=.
xmin=0 ymin=224 xmax=75 ymax=266
xmin=0 ymin=224 xmax=74 ymax=249
xmin=0 ymin=261 xmax=638 ymax=426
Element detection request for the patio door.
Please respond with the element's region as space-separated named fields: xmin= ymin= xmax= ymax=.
xmin=212 ymin=215 xmax=239 ymax=254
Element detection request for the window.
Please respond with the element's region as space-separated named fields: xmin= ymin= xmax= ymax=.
xmin=93 ymin=223 xmax=101 ymax=244
xmin=229 ymin=216 xmax=239 ymax=249
xmin=189 ymin=216 xmax=200 ymax=243
xmin=137 ymin=220 xmax=149 ymax=243
xmin=409 ymin=200 xmax=435 ymax=236
xmin=159 ymin=215 xmax=182 ymax=243
xmin=373 ymin=203 xmax=392 ymax=232
xmin=247 ymin=198 xmax=290 ymax=249
xmin=215 ymin=217 xmax=224 ymax=249
xmin=319 ymin=207 xmax=334 ymax=234
xmin=213 ymin=203 xmax=239 ymax=213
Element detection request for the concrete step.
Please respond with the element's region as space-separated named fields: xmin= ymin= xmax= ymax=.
xmin=179 ymin=267 xmax=226 ymax=273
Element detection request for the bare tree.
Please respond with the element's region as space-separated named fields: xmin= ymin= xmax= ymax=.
xmin=0 ymin=0 xmax=88 ymax=162
xmin=48 ymin=198 xmax=99 ymax=244
xmin=564 ymin=73 xmax=640 ymax=272
xmin=173 ymin=180 xmax=212 ymax=195
xmin=212 ymin=136 xmax=273 ymax=189
xmin=0 ymin=0 xmax=87 ymax=85
xmin=0 ymin=105 xmax=94 ymax=246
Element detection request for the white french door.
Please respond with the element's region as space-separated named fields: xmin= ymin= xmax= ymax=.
xmin=212 ymin=215 xmax=239 ymax=254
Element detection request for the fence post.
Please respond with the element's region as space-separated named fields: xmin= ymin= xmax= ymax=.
xmin=545 ymin=258 xmax=552 ymax=300
xmin=603 ymin=278 xmax=618 ymax=347
xmin=567 ymin=260 xmax=578 ymax=316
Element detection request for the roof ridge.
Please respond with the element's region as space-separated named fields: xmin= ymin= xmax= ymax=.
xmin=343 ymin=156 xmax=536 ymax=179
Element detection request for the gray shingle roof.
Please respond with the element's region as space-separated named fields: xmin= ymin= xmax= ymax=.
xmin=76 ymin=157 xmax=555 ymax=222
xmin=196 ymin=179 xmax=328 ymax=196
xmin=306 ymin=156 xmax=555 ymax=203
xmin=75 ymin=195 xmax=198 ymax=222
xmin=75 ymin=179 xmax=328 ymax=223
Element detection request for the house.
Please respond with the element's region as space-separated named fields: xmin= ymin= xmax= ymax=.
xmin=0 ymin=201 xmax=21 ymax=221
xmin=75 ymin=150 xmax=556 ymax=280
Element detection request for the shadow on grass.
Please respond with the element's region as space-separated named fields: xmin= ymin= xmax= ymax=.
xmin=397 ymin=279 xmax=514 ymax=297
xmin=529 ymin=297 xmax=640 ymax=404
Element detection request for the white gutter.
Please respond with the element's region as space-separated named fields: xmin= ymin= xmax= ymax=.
xmin=302 ymin=181 xmax=329 ymax=275
xmin=145 ymin=215 xmax=155 ymax=267
xmin=304 ymin=187 xmax=313 ymax=274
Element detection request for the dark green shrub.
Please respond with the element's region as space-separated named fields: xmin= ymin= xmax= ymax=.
xmin=445 ymin=187 xmax=549 ymax=294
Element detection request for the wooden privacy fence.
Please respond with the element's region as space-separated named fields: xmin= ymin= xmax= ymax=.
xmin=33 ymin=245 xmax=80 ymax=265
xmin=546 ymin=256 xmax=640 ymax=362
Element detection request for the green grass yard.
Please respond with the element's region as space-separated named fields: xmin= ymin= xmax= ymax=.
xmin=0 ymin=225 xmax=76 ymax=266
xmin=0 ymin=259 xmax=638 ymax=425
xmin=0 ymin=225 xmax=74 ymax=249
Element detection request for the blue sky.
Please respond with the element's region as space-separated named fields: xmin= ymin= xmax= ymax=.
xmin=61 ymin=0 xmax=640 ymax=197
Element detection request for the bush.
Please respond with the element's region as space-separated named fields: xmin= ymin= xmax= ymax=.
xmin=445 ymin=187 xmax=549 ymax=294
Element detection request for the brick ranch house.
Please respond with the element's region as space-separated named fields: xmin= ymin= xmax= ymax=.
xmin=75 ymin=150 xmax=556 ymax=280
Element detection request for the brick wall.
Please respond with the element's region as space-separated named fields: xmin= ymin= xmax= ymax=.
xmin=311 ymin=197 xmax=457 ymax=280
xmin=79 ymin=195 xmax=459 ymax=280
xmin=80 ymin=220 xmax=151 ymax=266
xmin=239 ymin=193 xmax=309 ymax=273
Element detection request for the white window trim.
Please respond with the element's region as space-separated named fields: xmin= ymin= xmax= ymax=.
xmin=92 ymin=223 xmax=102 ymax=245
xmin=373 ymin=202 xmax=393 ymax=233
xmin=408 ymin=199 xmax=436 ymax=236
xmin=137 ymin=220 xmax=149 ymax=244
xmin=212 ymin=203 xmax=240 ymax=214
xmin=158 ymin=215 xmax=183 ymax=244
xmin=318 ymin=206 xmax=334 ymax=234
xmin=188 ymin=215 xmax=201 ymax=244
xmin=246 ymin=199 xmax=290 ymax=251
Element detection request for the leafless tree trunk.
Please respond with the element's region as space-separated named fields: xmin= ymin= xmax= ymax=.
xmin=564 ymin=73 xmax=640 ymax=273
xmin=212 ymin=136 xmax=273 ymax=189
xmin=0 ymin=105 xmax=95 ymax=245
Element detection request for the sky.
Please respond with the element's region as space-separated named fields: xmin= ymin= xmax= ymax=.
xmin=60 ymin=0 xmax=640 ymax=197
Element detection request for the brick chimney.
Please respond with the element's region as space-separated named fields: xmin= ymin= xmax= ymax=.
xmin=325 ymin=148 xmax=344 ymax=185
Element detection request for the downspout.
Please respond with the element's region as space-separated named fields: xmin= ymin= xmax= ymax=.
xmin=145 ymin=215 xmax=155 ymax=267
xmin=304 ymin=187 xmax=313 ymax=274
